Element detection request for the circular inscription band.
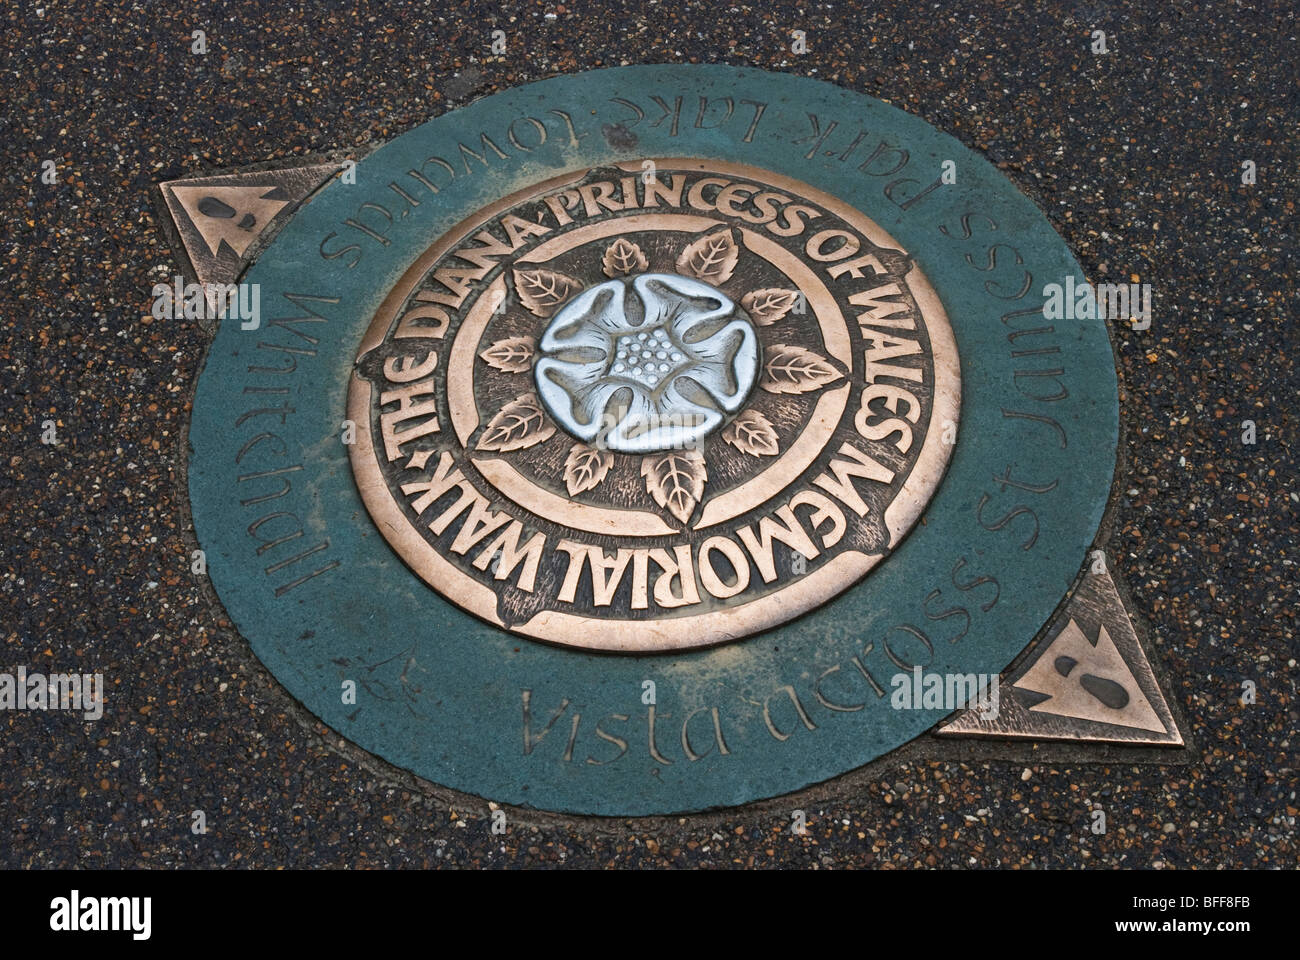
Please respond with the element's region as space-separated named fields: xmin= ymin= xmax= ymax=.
xmin=347 ymin=160 xmax=961 ymax=653
xmin=188 ymin=65 xmax=1119 ymax=815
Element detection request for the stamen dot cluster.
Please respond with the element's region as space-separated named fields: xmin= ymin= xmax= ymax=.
xmin=610 ymin=326 xmax=685 ymax=387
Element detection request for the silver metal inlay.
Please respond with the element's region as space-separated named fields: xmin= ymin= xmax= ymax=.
xmin=534 ymin=273 xmax=760 ymax=453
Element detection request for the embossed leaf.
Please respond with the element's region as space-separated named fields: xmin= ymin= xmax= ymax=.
xmin=562 ymin=443 xmax=614 ymax=496
xmin=478 ymin=336 xmax=536 ymax=373
xmin=513 ymin=268 xmax=582 ymax=318
xmin=675 ymin=230 xmax=739 ymax=285
xmin=741 ymin=288 xmax=800 ymax=325
xmin=722 ymin=409 xmax=780 ymax=457
xmin=759 ymin=344 xmax=842 ymax=395
xmin=641 ymin=450 xmax=708 ymax=524
xmin=602 ymin=238 xmax=648 ymax=278
xmin=476 ymin=392 xmax=556 ymax=452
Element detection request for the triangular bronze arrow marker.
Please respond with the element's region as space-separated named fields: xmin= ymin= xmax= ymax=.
xmin=938 ymin=565 xmax=1183 ymax=746
xmin=158 ymin=162 xmax=340 ymax=291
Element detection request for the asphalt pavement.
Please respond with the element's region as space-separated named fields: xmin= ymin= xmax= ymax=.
xmin=1 ymin=0 xmax=1295 ymax=867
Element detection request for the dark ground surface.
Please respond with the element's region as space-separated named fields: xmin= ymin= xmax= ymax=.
xmin=1 ymin=0 xmax=1296 ymax=868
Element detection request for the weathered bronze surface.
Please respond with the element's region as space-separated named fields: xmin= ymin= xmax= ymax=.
xmin=348 ymin=159 xmax=962 ymax=652
xmin=178 ymin=65 xmax=1146 ymax=812
xmin=158 ymin=163 xmax=340 ymax=295
xmin=938 ymin=565 xmax=1184 ymax=745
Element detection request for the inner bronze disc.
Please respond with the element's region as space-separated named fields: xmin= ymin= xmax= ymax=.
xmin=348 ymin=158 xmax=961 ymax=652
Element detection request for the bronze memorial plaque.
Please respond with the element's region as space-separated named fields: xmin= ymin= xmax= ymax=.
xmin=180 ymin=65 xmax=1176 ymax=815
xmin=347 ymin=160 xmax=960 ymax=652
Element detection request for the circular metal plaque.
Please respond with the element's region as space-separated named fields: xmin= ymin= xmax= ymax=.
xmin=347 ymin=160 xmax=960 ymax=652
xmin=188 ymin=65 xmax=1119 ymax=815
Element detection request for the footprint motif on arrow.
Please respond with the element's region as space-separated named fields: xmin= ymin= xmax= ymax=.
xmin=1015 ymin=619 xmax=1165 ymax=732
xmin=197 ymin=195 xmax=258 ymax=232
xmin=1053 ymin=655 xmax=1130 ymax=710
xmin=169 ymin=184 xmax=290 ymax=258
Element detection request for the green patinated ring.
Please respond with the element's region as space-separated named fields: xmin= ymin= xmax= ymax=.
xmin=189 ymin=65 xmax=1117 ymax=814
